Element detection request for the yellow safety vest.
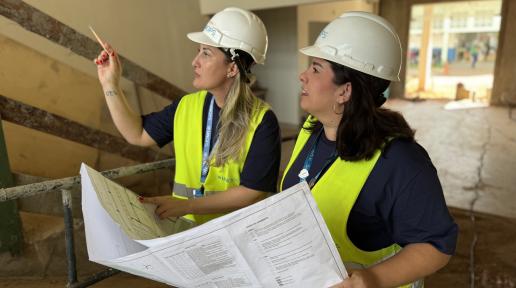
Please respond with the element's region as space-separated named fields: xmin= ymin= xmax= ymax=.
xmin=173 ymin=90 xmax=268 ymax=225
xmin=281 ymin=117 xmax=423 ymax=288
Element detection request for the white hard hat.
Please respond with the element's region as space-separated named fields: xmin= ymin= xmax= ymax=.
xmin=187 ymin=7 xmax=268 ymax=64
xmin=300 ymin=11 xmax=402 ymax=81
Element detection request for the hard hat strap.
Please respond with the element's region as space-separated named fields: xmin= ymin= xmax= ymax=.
xmin=222 ymin=48 xmax=250 ymax=84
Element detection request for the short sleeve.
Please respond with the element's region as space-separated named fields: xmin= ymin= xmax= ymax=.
xmin=390 ymin=164 xmax=458 ymax=255
xmin=142 ymin=101 xmax=179 ymax=147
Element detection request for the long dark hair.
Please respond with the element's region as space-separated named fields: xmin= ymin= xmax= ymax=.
xmin=307 ymin=61 xmax=415 ymax=161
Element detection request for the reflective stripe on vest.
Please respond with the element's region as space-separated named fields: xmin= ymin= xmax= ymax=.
xmin=172 ymin=182 xmax=223 ymax=198
xmin=173 ymin=90 xmax=269 ymax=224
xmin=281 ymin=117 xmax=423 ymax=288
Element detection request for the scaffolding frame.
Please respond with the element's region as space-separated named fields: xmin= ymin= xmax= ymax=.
xmin=0 ymin=159 xmax=174 ymax=288
xmin=0 ymin=134 xmax=296 ymax=287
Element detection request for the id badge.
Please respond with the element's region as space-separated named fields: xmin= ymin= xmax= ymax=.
xmin=193 ymin=186 xmax=204 ymax=198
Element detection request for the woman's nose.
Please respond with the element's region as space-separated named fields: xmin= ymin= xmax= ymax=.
xmin=191 ymin=54 xmax=200 ymax=67
xmin=299 ymin=70 xmax=307 ymax=83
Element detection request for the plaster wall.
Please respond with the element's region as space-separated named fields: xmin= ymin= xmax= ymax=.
xmin=254 ymin=8 xmax=300 ymax=125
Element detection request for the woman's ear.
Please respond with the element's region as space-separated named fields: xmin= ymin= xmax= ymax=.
xmin=336 ymin=82 xmax=352 ymax=104
xmin=226 ymin=62 xmax=239 ymax=78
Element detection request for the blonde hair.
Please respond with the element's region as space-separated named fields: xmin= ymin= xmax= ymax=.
xmin=210 ymin=73 xmax=267 ymax=166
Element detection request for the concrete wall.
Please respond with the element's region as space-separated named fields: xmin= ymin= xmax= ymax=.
xmin=254 ymin=8 xmax=299 ymax=125
xmin=379 ymin=0 xmax=412 ymax=99
xmin=492 ymin=0 xmax=516 ymax=105
xmin=380 ymin=0 xmax=514 ymax=104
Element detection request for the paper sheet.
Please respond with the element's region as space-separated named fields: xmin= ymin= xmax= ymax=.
xmin=81 ymin=163 xmax=347 ymax=287
xmin=83 ymin=164 xmax=193 ymax=240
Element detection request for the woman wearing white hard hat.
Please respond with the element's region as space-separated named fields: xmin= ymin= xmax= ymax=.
xmin=281 ymin=12 xmax=457 ymax=287
xmin=94 ymin=7 xmax=280 ymax=226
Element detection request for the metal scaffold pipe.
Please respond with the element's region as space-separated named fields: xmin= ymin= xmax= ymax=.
xmin=0 ymin=158 xmax=175 ymax=202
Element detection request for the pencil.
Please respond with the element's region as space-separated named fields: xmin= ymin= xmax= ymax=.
xmin=89 ymin=25 xmax=109 ymax=53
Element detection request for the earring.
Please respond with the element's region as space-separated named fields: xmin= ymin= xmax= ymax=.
xmin=332 ymin=103 xmax=344 ymax=115
xmin=227 ymin=73 xmax=231 ymax=78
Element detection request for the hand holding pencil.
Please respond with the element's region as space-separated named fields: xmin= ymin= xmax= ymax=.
xmin=90 ymin=26 xmax=122 ymax=90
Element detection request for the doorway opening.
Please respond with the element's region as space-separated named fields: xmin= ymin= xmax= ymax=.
xmin=405 ymin=0 xmax=502 ymax=109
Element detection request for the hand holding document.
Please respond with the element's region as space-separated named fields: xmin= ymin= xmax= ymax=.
xmin=82 ymin=164 xmax=193 ymax=240
xmin=81 ymin=163 xmax=348 ymax=287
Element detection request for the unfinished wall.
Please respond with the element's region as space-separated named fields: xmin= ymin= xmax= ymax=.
xmin=379 ymin=0 xmax=411 ymax=99
xmin=254 ymin=8 xmax=299 ymax=125
xmin=0 ymin=1 xmax=208 ymax=180
xmin=0 ymin=34 xmax=129 ymax=179
xmin=23 ymin=0 xmax=207 ymax=93
xmin=492 ymin=0 xmax=516 ymax=105
xmin=380 ymin=0 xmax=514 ymax=104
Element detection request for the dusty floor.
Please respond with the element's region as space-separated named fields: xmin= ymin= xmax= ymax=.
xmin=1 ymin=207 xmax=514 ymax=288
xmin=386 ymin=99 xmax=516 ymax=219
xmin=393 ymin=98 xmax=516 ymax=287
xmin=1 ymin=99 xmax=515 ymax=287
xmin=427 ymin=208 xmax=516 ymax=287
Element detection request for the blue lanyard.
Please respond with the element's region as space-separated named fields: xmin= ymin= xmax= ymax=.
xmin=298 ymin=129 xmax=337 ymax=188
xmin=194 ymin=96 xmax=215 ymax=198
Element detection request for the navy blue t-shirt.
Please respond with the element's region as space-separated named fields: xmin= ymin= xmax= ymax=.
xmin=282 ymin=131 xmax=458 ymax=255
xmin=142 ymin=93 xmax=281 ymax=193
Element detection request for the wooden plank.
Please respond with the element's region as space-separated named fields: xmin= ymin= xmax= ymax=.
xmin=0 ymin=0 xmax=185 ymax=101
xmin=0 ymin=95 xmax=163 ymax=163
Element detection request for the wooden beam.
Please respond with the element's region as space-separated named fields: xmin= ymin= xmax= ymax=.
xmin=0 ymin=0 xmax=185 ymax=101
xmin=0 ymin=95 xmax=164 ymax=163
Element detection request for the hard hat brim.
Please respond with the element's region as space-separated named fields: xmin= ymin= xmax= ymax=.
xmin=187 ymin=32 xmax=222 ymax=48
xmin=300 ymin=45 xmax=326 ymax=60
xmin=299 ymin=45 xmax=343 ymax=68
xmin=300 ymin=45 xmax=400 ymax=82
xmin=187 ymin=31 xmax=266 ymax=64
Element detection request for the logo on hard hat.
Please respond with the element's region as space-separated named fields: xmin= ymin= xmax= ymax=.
xmin=204 ymin=25 xmax=217 ymax=37
xmin=319 ymin=30 xmax=329 ymax=40
xmin=203 ymin=24 xmax=222 ymax=43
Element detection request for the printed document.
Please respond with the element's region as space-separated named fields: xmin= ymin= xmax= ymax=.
xmin=81 ymin=163 xmax=347 ymax=287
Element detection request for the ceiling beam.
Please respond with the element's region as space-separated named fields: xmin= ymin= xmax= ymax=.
xmin=0 ymin=95 xmax=164 ymax=163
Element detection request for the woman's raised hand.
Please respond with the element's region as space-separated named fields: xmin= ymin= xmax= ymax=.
xmin=94 ymin=43 xmax=122 ymax=90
